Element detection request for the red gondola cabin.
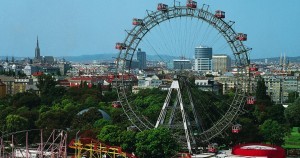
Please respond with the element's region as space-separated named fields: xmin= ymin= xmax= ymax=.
xmin=132 ymin=18 xmax=144 ymax=26
xmin=115 ymin=43 xmax=126 ymax=50
xmin=236 ymin=33 xmax=247 ymax=41
xmin=157 ymin=3 xmax=168 ymax=11
xmin=232 ymin=124 xmax=242 ymax=133
xmin=247 ymin=96 xmax=256 ymax=105
xmin=215 ymin=10 xmax=225 ymax=19
xmin=208 ymin=143 xmax=218 ymax=153
xmin=249 ymin=67 xmax=258 ymax=72
xmin=186 ymin=0 xmax=197 ymax=8
xmin=112 ymin=101 xmax=122 ymax=108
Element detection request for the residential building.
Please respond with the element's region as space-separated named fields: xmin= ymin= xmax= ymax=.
xmin=212 ymin=54 xmax=231 ymax=73
xmin=263 ymin=75 xmax=299 ymax=104
xmin=14 ymin=78 xmax=38 ymax=94
xmin=0 ymin=75 xmax=14 ymax=95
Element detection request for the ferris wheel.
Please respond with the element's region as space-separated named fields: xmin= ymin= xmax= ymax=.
xmin=115 ymin=0 xmax=250 ymax=154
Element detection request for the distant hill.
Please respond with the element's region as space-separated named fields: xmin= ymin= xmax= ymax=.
xmin=64 ymin=54 xmax=300 ymax=63
xmin=63 ymin=53 xmax=118 ymax=62
xmin=251 ymin=56 xmax=300 ymax=63
xmin=62 ymin=53 xmax=180 ymax=63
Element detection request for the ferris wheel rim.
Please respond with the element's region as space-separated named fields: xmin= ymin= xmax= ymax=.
xmin=116 ymin=4 xmax=250 ymax=143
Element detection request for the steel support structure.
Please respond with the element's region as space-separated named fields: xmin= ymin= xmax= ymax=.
xmin=155 ymin=77 xmax=198 ymax=153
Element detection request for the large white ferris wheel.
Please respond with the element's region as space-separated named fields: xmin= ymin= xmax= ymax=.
xmin=115 ymin=0 xmax=251 ymax=154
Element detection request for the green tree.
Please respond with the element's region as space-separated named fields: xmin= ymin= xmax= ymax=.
xmin=259 ymin=119 xmax=286 ymax=145
xmin=287 ymin=91 xmax=299 ymax=103
xmin=135 ymin=128 xmax=179 ymax=158
xmin=120 ymin=130 xmax=136 ymax=152
xmin=266 ymin=104 xmax=286 ymax=124
xmin=71 ymin=107 xmax=103 ymax=130
xmin=36 ymin=109 xmax=69 ymax=131
xmin=256 ymin=77 xmax=268 ymax=100
xmin=0 ymin=106 xmax=14 ymax=130
xmin=12 ymin=92 xmax=41 ymax=109
xmin=93 ymin=119 xmax=112 ymax=130
xmin=36 ymin=74 xmax=57 ymax=95
xmin=17 ymin=106 xmax=39 ymax=130
xmin=97 ymin=125 xmax=122 ymax=146
xmin=37 ymin=74 xmax=63 ymax=105
xmin=231 ymin=117 xmax=262 ymax=144
xmin=97 ymin=83 xmax=103 ymax=100
xmin=6 ymin=114 xmax=29 ymax=132
xmin=108 ymin=83 xmax=112 ymax=92
xmin=285 ymin=97 xmax=300 ymax=126
xmin=103 ymin=91 xmax=118 ymax=102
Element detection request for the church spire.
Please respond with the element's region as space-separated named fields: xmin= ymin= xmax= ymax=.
xmin=37 ymin=36 xmax=39 ymax=48
xmin=35 ymin=36 xmax=41 ymax=60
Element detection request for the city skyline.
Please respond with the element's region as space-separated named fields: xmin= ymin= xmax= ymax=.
xmin=0 ymin=0 xmax=299 ymax=59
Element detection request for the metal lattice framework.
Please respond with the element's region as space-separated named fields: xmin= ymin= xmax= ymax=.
xmin=0 ymin=129 xmax=67 ymax=158
xmin=116 ymin=4 xmax=250 ymax=145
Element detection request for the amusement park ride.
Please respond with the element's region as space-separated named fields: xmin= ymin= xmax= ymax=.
xmin=115 ymin=0 xmax=253 ymax=155
xmin=0 ymin=129 xmax=67 ymax=158
xmin=0 ymin=1 xmax=256 ymax=157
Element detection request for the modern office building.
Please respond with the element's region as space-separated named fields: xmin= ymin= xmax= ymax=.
xmin=212 ymin=54 xmax=231 ymax=73
xmin=194 ymin=46 xmax=212 ymax=73
xmin=137 ymin=48 xmax=147 ymax=70
xmin=173 ymin=59 xmax=192 ymax=70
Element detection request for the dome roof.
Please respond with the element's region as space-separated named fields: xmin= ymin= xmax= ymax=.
xmin=77 ymin=107 xmax=111 ymax=120
xmin=24 ymin=65 xmax=31 ymax=69
xmin=12 ymin=64 xmax=16 ymax=69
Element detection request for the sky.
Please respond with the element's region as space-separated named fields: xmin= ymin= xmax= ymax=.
xmin=0 ymin=0 xmax=299 ymax=59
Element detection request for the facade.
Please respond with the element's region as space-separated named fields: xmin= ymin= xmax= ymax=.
xmin=173 ymin=60 xmax=192 ymax=70
xmin=14 ymin=79 xmax=28 ymax=94
xmin=43 ymin=56 xmax=55 ymax=64
xmin=23 ymin=65 xmax=40 ymax=76
xmin=125 ymin=60 xmax=139 ymax=69
xmin=212 ymin=54 xmax=231 ymax=73
xmin=263 ymin=75 xmax=299 ymax=104
xmin=58 ymin=63 xmax=71 ymax=76
xmin=0 ymin=79 xmax=6 ymax=98
xmin=14 ymin=78 xmax=38 ymax=94
xmin=42 ymin=67 xmax=60 ymax=75
xmin=138 ymin=75 xmax=162 ymax=88
xmin=0 ymin=75 xmax=39 ymax=95
xmin=69 ymin=76 xmax=103 ymax=88
xmin=214 ymin=75 xmax=237 ymax=94
xmin=137 ymin=48 xmax=147 ymax=70
xmin=194 ymin=46 xmax=212 ymax=73
xmin=0 ymin=75 xmax=14 ymax=95
xmin=134 ymin=74 xmax=162 ymax=93
xmin=195 ymin=79 xmax=222 ymax=94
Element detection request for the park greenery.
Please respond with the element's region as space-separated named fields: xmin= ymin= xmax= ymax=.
xmin=0 ymin=74 xmax=300 ymax=157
